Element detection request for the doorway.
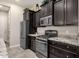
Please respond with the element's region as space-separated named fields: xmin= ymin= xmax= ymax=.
xmin=0 ymin=5 xmax=10 ymax=48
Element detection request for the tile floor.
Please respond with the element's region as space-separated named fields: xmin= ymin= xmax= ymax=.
xmin=7 ymin=47 xmax=38 ymax=58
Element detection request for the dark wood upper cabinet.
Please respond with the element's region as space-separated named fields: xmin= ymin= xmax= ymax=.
xmin=35 ymin=10 xmax=40 ymax=27
xmin=40 ymin=4 xmax=48 ymax=18
xmin=40 ymin=1 xmax=53 ymax=18
xmin=38 ymin=0 xmax=78 ymax=26
xmin=54 ymin=0 xmax=65 ymax=26
xmin=23 ymin=12 xmax=29 ymax=20
xmin=38 ymin=1 xmax=53 ymax=27
xmin=66 ymin=0 xmax=78 ymax=25
xmin=47 ymin=1 xmax=53 ymax=15
xmin=23 ymin=9 xmax=37 ymax=32
xmin=54 ymin=0 xmax=78 ymax=26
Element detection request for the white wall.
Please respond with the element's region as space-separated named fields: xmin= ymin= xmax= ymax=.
xmin=78 ymin=0 xmax=79 ymax=45
xmin=0 ymin=11 xmax=8 ymax=39
xmin=78 ymin=0 xmax=79 ymax=33
xmin=0 ymin=1 xmax=24 ymax=48
xmin=9 ymin=5 xmax=23 ymax=47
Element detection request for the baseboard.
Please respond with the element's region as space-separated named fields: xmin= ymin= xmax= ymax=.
xmin=10 ymin=44 xmax=20 ymax=48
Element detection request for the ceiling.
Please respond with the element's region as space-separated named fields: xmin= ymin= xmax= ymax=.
xmin=0 ymin=0 xmax=43 ymax=8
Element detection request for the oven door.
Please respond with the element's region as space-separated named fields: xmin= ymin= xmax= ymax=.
xmin=36 ymin=39 xmax=47 ymax=57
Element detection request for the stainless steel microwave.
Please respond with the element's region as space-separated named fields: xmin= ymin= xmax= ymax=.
xmin=40 ymin=15 xmax=52 ymax=26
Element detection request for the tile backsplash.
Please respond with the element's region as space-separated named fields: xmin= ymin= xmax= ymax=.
xmin=37 ymin=26 xmax=78 ymax=39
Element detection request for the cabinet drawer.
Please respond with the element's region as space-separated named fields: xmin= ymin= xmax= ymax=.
xmin=49 ymin=40 xmax=78 ymax=54
xmin=54 ymin=47 xmax=77 ymax=58
xmin=54 ymin=42 xmax=77 ymax=53
xmin=49 ymin=45 xmax=78 ymax=58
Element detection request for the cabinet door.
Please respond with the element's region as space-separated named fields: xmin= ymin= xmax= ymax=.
xmin=44 ymin=4 xmax=48 ymax=17
xmin=36 ymin=11 xmax=40 ymax=27
xmin=33 ymin=13 xmax=36 ymax=27
xmin=47 ymin=1 xmax=53 ymax=15
xmin=40 ymin=4 xmax=48 ymax=18
xmin=31 ymin=38 xmax=36 ymax=52
xmin=40 ymin=6 xmax=45 ymax=18
xmin=40 ymin=8 xmax=44 ymax=18
xmin=76 ymin=47 xmax=79 ymax=57
xmin=66 ymin=0 xmax=78 ymax=26
xmin=23 ymin=12 xmax=29 ymax=20
xmin=54 ymin=0 xmax=65 ymax=26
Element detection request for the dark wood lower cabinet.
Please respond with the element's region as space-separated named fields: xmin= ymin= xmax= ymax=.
xmin=30 ymin=37 xmax=36 ymax=52
xmin=49 ymin=53 xmax=57 ymax=58
xmin=36 ymin=52 xmax=46 ymax=58
xmin=48 ymin=40 xmax=79 ymax=58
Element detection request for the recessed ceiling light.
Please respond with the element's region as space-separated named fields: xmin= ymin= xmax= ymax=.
xmin=15 ymin=0 xmax=20 ymax=2
xmin=0 ymin=5 xmax=3 ymax=8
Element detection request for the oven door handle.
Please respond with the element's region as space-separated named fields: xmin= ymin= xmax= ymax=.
xmin=36 ymin=40 xmax=47 ymax=44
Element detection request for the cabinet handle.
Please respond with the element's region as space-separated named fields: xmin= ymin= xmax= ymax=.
xmin=66 ymin=56 xmax=69 ymax=58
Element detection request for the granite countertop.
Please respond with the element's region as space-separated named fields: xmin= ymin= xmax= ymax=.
xmin=48 ymin=37 xmax=78 ymax=46
xmin=28 ymin=34 xmax=79 ymax=46
xmin=0 ymin=38 xmax=8 ymax=58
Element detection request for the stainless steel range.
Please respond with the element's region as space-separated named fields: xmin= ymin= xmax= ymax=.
xmin=36 ymin=30 xmax=58 ymax=58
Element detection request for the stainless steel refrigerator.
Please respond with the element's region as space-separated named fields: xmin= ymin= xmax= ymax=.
xmin=20 ymin=20 xmax=30 ymax=49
